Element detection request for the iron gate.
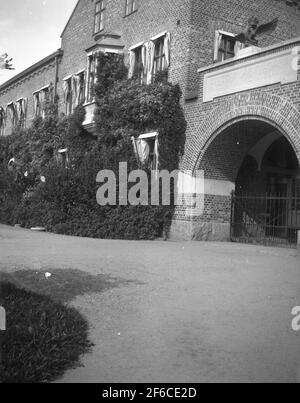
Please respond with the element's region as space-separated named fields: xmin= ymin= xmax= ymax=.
xmin=231 ymin=193 xmax=300 ymax=248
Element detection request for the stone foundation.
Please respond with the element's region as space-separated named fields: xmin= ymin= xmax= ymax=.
xmin=169 ymin=220 xmax=231 ymax=242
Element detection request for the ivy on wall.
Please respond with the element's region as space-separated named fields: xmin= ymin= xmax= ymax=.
xmin=0 ymin=53 xmax=187 ymax=240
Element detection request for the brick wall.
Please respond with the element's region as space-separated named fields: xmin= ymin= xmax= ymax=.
xmin=58 ymin=0 xmax=192 ymax=104
xmin=0 ymin=57 xmax=58 ymax=135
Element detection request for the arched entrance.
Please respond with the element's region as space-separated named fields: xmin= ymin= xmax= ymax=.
xmin=196 ymin=118 xmax=300 ymax=246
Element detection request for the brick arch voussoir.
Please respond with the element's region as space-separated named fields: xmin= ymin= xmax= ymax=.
xmin=186 ymin=93 xmax=300 ymax=173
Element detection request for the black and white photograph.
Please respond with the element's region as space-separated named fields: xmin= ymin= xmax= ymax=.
xmin=0 ymin=0 xmax=300 ymax=386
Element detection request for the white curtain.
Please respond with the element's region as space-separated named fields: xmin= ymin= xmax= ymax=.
xmin=147 ymin=41 xmax=155 ymax=84
xmin=33 ymin=92 xmax=40 ymax=117
xmin=16 ymin=100 xmax=22 ymax=122
xmin=39 ymin=90 xmax=47 ymax=114
xmin=23 ymin=98 xmax=28 ymax=121
xmin=132 ymin=134 xmax=159 ymax=168
xmin=63 ymin=78 xmax=72 ymax=103
xmin=7 ymin=103 xmax=17 ymax=126
xmin=21 ymin=98 xmax=28 ymax=126
xmin=128 ymin=50 xmax=136 ymax=79
xmin=72 ymin=75 xmax=78 ymax=107
xmin=234 ymin=40 xmax=244 ymax=56
xmin=142 ymin=44 xmax=147 ymax=76
xmin=136 ymin=139 xmax=150 ymax=164
xmin=164 ymin=32 xmax=171 ymax=68
xmin=78 ymin=72 xmax=85 ymax=104
xmin=153 ymin=136 xmax=159 ymax=170
xmin=214 ymin=31 xmax=222 ymax=62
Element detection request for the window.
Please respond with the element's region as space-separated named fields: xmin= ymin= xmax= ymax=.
xmin=33 ymin=86 xmax=52 ymax=118
xmin=77 ymin=71 xmax=86 ymax=104
xmin=214 ymin=31 xmax=241 ymax=63
xmin=218 ymin=35 xmax=235 ymax=62
xmin=63 ymin=77 xmax=73 ymax=115
xmin=57 ymin=148 xmax=69 ymax=168
xmin=16 ymin=98 xmax=28 ymax=127
xmin=6 ymin=102 xmax=18 ymax=128
xmin=129 ymin=45 xmax=145 ymax=83
xmin=134 ymin=47 xmax=144 ymax=81
xmin=132 ymin=132 xmax=159 ymax=171
xmin=73 ymin=70 xmax=86 ymax=107
xmin=86 ymin=54 xmax=97 ymax=103
xmin=129 ymin=33 xmax=171 ymax=85
xmin=125 ymin=0 xmax=137 ymax=16
xmin=94 ymin=0 xmax=105 ymax=34
xmin=153 ymin=37 xmax=166 ymax=77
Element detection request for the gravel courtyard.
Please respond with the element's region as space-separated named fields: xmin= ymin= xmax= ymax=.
xmin=0 ymin=224 xmax=299 ymax=383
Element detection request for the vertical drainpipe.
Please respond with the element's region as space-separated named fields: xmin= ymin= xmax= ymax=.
xmin=54 ymin=50 xmax=62 ymax=98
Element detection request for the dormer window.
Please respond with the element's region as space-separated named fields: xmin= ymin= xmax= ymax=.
xmin=214 ymin=30 xmax=243 ymax=63
xmin=125 ymin=0 xmax=137 ymax=16
xmin=218 ymin=35 xmax=235 ymax=62
xmin=94 ymin=0 xmax=105 ymax=34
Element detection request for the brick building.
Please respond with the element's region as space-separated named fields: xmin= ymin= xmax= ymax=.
xmin=0 ymin=0 xmax=300 ymax=243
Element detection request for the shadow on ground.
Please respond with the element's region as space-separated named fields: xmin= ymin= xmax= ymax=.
xmin=0 ymin=269 xmax=141 ymax=303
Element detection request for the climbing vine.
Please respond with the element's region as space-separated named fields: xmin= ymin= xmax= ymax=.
xmin=0 ymin=53 xmax=186 ymax=240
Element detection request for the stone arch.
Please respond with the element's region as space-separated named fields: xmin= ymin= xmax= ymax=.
xmin=183 ymin=92 xmax=300 ymax=172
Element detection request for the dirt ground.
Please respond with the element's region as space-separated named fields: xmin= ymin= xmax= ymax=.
xmin=0 ymin=224 xmax=299 ymax=383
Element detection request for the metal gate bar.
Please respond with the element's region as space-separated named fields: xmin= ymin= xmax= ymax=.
xmin=231 ymin=193 xmax=300 ymax=248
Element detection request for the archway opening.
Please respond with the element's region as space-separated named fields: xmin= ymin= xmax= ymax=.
xmin=196 ymin=119 xmax=300 ymax=246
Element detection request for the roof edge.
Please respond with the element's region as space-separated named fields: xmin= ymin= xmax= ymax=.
xmin=60 ymin=0 xmax=81 ymax=38
xmin=0 ymin=49 xmax=63 ymax=93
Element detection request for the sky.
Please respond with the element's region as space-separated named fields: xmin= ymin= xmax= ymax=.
xmin=0 ymin=0 xmax=77 ymax=84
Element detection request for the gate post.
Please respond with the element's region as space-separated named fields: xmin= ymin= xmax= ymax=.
xmin=297 ymin=230 xmax=300 ymax=252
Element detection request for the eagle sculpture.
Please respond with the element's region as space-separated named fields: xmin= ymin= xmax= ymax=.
xmin=235 ymin=17 xmax=279 ymax=46
xmin=0 ymin=53 xmax=14 ymax=70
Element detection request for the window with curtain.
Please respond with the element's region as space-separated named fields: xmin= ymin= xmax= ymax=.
xmin=153 ymin=37 xmax=166 ymax=77
xmin=6 ymin=102 xmax=18 ymax=128
xmin=33 ymin=92 xmax=41 ymax=118
xmin=132 ymin=133 xmax=159 ymax=171
xmin=72 ymin=71 xmax=86 ymax=109
xmin=94 ymin=0 xmax=105 ymax=34
xmin=87 ymin=54 xmax=97 ymax=103
xmin=16 ymin=98 xmax=28 ymax=127
xmin=63 ymin=78 xmax=73 ymax=115
xmin=128 ymin=45 xmax=145 ymax=83
xmin=214 ymin=31 xmax=242 ymax=63
xmin=77 ymin=71 xmax=86 ymax=104
xmin=125 ymin=0 xmax=137 ymax=16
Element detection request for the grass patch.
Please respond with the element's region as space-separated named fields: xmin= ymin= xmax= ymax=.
xmin=0 ymin=282 xmax=93 ymax=383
